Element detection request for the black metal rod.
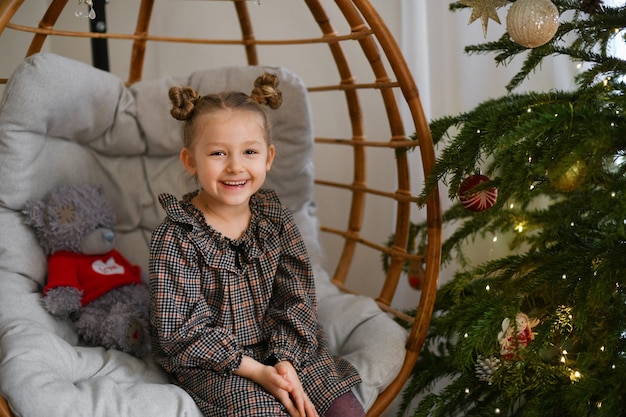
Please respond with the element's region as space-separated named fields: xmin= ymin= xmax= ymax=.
xmin=89 ymin=0 xmax=109 ymax=71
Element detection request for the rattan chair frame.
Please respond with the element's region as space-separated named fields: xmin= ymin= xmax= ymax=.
xmin=0 ymin=1 xmax=442 ymax=415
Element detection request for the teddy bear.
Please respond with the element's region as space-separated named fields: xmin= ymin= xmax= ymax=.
xmin=23 ymin=184 xmax=150 ymax=357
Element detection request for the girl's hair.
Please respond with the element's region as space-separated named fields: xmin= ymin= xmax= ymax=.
xmin=168 ymin=72 xmax=282 ymax=149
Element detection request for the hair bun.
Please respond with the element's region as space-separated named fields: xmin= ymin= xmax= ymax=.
xmin=250 ymin=73 xmax=282 ymax=110
xmin=169 ymin=86 xmax=201 ymax=120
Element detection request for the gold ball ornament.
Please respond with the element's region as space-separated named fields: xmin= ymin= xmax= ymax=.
xmin=548 ymin=158 xmax=586 ymax=192
xmin=506 ymin=0 xmax=560 ymax=48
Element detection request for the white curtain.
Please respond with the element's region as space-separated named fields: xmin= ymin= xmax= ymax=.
xmin=400 ymin=1 xmax=579 ymax=121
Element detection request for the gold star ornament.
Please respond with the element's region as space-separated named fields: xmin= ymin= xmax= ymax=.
xmin=459 ymin=0 xmax=510 ymax=38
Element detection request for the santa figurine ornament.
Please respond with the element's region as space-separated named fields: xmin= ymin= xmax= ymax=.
xmin=498 ymin=312 xmax=535 ymax=361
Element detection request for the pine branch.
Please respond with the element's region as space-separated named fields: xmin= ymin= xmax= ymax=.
xmin=458 ymin=1 xmax=626 ymax=91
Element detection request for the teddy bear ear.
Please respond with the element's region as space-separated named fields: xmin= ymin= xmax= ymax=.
xmin=23 ymin=200 xmax=47 ymax=229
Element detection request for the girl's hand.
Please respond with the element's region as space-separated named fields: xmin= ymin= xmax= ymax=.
xmin=255 ymin=365 xmax=301 ymax=417
xmin=275 ymin=361 xmax=319 ymax=417
xmin=234 ymin=356 xmax=301 ymax=417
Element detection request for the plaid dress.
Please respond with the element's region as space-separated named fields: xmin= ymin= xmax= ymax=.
xmin=149 ymin=189 xmax=361 ymax=416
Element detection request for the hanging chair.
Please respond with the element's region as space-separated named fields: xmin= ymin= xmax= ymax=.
xmin=0 ymin=1 xmax=441 ymax=416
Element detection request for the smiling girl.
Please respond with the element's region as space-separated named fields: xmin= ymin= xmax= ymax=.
xmin=149 ymin=73 xmax=363 ymax=417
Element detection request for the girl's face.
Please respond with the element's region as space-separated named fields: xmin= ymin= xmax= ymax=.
xmin=180 ymin=109 xmax=275 ymax=212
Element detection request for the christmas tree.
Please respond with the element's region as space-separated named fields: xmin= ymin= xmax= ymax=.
xmin=398 ymin=1 xmax=626 ymax=416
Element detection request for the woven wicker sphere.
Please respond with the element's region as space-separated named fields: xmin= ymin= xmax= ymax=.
xmin=506 ymin=0 xmax=560 ymax=48
xmin=0 ymin=2 xmax=443 ymax=415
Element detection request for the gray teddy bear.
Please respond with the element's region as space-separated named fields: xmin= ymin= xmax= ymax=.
xmin=23 ymin=184 xmax=150 ymax=357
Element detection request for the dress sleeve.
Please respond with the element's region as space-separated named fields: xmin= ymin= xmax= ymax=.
xmin=264 ymin=208 xmax=319 ymax=369
xmin=149 ymin=221 xmax=243 ymax=374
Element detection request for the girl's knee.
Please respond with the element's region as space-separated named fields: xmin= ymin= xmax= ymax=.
xmin=324 ymin=391 xmax=365 ymax=417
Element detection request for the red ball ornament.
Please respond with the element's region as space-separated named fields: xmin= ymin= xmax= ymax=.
xmin=407 ymin=258 xmax=424 ymax=290
xmin=408 ymin=274 xmax=421 ymax=290
xmin=459 ymin=174 xmax=498 ymax=212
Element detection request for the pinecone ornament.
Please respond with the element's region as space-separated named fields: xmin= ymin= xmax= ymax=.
xmin=581 ymin=0 xmax=603 ymax=14
xmin=475 ymin=356 xmax=501 ymax=383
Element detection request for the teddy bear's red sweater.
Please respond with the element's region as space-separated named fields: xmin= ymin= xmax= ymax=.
xmin=44 ymin=250 xmax=142 ymax=305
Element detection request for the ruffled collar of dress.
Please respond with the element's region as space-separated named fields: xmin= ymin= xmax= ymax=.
xmin=158 ymin=189 xmax=283 ymax=260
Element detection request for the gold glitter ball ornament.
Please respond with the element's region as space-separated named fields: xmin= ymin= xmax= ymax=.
xmin=548 ymin=158 xmax=587 ymax=192
xmin=506 ymin=0 xmax=560 ymax=48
